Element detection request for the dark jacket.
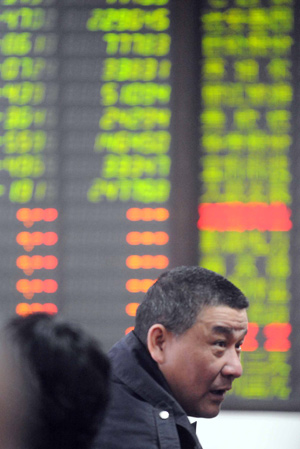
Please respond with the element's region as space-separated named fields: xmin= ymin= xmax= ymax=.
xmin=94 ymin=331 xmax=203 ymax=449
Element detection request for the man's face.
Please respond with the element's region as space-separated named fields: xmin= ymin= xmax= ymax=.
xmin=158 ymin=305 xmax=248 ymax=418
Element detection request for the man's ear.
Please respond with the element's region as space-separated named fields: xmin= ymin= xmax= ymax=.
xmin=147 ymin=324 xmax=169 ymax=365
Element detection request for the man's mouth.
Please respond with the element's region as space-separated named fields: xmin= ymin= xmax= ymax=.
xmin=209 ymin=387 xmax=231 ymax=398
xmin=210 ymin=389 xmax=226 ymax=396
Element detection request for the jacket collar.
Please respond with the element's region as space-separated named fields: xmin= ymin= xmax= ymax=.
xmin=109 ymin=331 xmax=185 ymax=413
xmin=109 ymin=331 xmax=202 ymax=448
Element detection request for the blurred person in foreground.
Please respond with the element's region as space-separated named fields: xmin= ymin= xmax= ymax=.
xmin=95 ymin=266 xmax=249 ymax=449
xmin=0 ymin=312 xmax=110 ymax=449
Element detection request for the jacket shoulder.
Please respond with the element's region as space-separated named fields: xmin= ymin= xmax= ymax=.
xmin=94 ymin=377 xmax=161 ymax=448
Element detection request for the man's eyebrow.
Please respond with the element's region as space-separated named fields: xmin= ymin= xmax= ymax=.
xmin=212 ymin=326 xmax=248 ymax=337
xmin=212 ymin=325 xmax=233 ymax=335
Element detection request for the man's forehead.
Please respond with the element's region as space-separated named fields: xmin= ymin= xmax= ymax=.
xmin=197 ymin=305 xmax=248 ymax=329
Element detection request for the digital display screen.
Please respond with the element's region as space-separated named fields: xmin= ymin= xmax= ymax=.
xmin=0 ymin=0 xmax=299 ymax=411
xmin=198 ymin=0 xmax=300 ymax=410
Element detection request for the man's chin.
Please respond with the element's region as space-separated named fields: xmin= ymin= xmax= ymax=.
xmin=200 ymin=408 xmax=221 ymax=418
xmin=188 ymin=404 xmax=222 ymax=419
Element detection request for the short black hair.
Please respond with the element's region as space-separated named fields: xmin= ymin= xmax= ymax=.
xmin=4 ymin=313 xmax=110 ymax=449
xmin=135 ymin=266 xmax=249 ymax=345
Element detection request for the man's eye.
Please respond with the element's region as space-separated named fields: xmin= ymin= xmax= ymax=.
xmin=215 ymin=341 xmax=226 ymax=348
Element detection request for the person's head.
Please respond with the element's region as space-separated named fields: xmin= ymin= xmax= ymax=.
xmin=1 ymin=313 xmax=110 ymax=449
xmin=134 ymin=266 xmax=249 ymax=418
xmin=0 ymin=339 xmax=27 ymax=449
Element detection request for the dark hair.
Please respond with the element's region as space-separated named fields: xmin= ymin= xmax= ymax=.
xmin=4 ymin=313 xmax=110 ymax=449
xmin=135 ymin=266 xmax=249 ymax=345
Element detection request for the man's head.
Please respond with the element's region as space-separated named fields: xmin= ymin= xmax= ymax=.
xmin=2 ymin=313 xmax=110 ymax=449
xmin=134 ymin=266 xmax=249 ymax=418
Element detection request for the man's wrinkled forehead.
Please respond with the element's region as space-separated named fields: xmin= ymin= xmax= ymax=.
xmin=197 ymin=305 xmax=248 ymax=329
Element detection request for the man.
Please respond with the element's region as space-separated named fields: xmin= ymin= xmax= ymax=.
xmin=0 ymin=313 xmax=110 ymax=449
xmin=95 ymin=266 xmax=249 ymax=449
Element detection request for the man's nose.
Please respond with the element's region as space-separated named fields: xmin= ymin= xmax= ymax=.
xmin=221 ymin=348 xmax=243 ymax=379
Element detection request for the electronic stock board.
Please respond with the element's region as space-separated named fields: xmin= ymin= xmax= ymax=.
xmin=0 ymin=0 xmax=299 ymax=411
